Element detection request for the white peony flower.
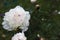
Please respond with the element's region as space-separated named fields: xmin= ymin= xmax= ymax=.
xmin=11 ymin=32 xmax=27 ymax=40
xmin=30 ymin=0 xmax=37 ymax=3
xmin=2 ymin=6 xmax=30 ymax=31
xmin=58 ymin=11 xmax=60 ymax=14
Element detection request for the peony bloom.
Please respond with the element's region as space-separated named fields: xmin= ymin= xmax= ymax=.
xmin=11 ymin=32 xmax=27 ymax=40
xmin=58 ymin=11 xmax=60 ymax=14
xmin=30 ymin=0 xmax=37 ymax=3
xmin=2 ymin=6 xmax=30 ymax=31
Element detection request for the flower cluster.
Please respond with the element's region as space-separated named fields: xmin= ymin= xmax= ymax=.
xmin=2 ymin=6 xmax=30 ymax=32
xmin=2 ymin=5 xmax=30 ymax=40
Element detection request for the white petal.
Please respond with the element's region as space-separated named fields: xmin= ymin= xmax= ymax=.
xmin=11 ymin=32 xmax=27 ymax=40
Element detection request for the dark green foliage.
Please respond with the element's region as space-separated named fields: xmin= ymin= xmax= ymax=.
xmin=0 ymin=0 xmax=60 ymax=40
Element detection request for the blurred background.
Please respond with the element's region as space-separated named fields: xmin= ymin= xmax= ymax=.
xmin=0 ymin=0 xmax=60 ymax=40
